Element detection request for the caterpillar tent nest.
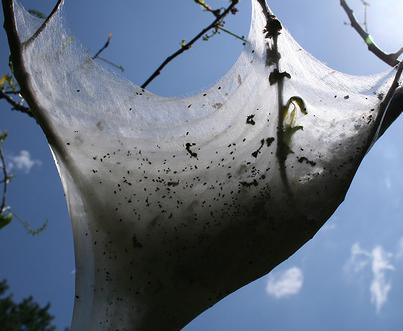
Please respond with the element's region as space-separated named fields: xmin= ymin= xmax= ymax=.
xmin=2 ymin=0 xmax=402 ymax=329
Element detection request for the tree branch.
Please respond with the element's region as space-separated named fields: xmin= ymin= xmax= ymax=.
xmin=378 ymin=62 xmax=403 ymax=137
xmin=255 ymin=0 xmax=274 ymax=19
xmin=340 ymin=0 xmax=403 ymax=137
xmin=340 ymin=0 xmax=402 ymax=67
xmin=141 ymin=0 xmax=239 ymax=89
xmin=0 ymin=89 xmax=33 ymax=117
xmin=91 ymin=33 xmax=125 ymax=72
xmin=194 ymin=0 xmax=222 ymax=18
xmin=0 ymin=145 xmax=8 ymax=214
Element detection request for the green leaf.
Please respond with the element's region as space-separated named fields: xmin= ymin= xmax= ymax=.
xmin=289 ymin=96 xmax=307 ymax=115
xmin=0 ymin=213 xmax=13 ymax=230
xmin=279 ymin=96 xmax=308 ymax=160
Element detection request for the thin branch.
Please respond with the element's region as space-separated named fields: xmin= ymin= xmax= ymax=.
xmin=380 ymin=62 xmax=403 ymax=112
xmin=255 ymin=0 xmax=274 ymax=19
xmin=3 ymin=90 xmax=21 ymax=95
xmin=0 ymin=146 xmax=8 ymax=214
xmin=96 ymin=56 xmax=124 ymax=72
xmin=23 ymin=0 xmax=64 ymax=47
xmin=92 ymin=32 xmax=112 ymax=60
xmin=360 ymin=0 xmax=370 ymax=32
xmin=141 ymin=0 xmax=239 ymax=89
xmin=376 ymin=62 xmax=403 ymax=138
xmin=194 ymin=0 xmax=222 ymax=18
xmin=13 ymin=211 xmax=48 ymax=236
xmin=378 ymin=86 xmax=403 ymax=137
xmin=91 ymin=33 xmax=125 ymax=72
xmin=217 ymin=26 xmax=245 ymax=42
xmin=0 ymin=89 xmax=34 ymax=117
xmin=340 ymin=0 xmax=401 ymax=67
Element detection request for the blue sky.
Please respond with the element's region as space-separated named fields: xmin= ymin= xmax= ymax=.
xmin=1 ymin=0 xmax=402 ymax=330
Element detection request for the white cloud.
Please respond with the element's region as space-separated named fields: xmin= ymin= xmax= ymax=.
xmin=266 ymin=267 xmax=304 ymax=299
xmin=322 ymin=222 xmax=337 ymax=232
xmin=345 ymin=243 xmax=395 ymax=313
xmin=370 ymin=246 xmax=394 ymax=313
xmin=344 ymin=242 xmax=371 ymax=274
xmin=9 ymin=150 xmax=41 ymax=173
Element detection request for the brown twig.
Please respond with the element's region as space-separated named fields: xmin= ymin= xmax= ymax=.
xmin=340 ymin=0 xmax=402 ymax=67
xmin=141 ymin=0 xmax=239 ymax=89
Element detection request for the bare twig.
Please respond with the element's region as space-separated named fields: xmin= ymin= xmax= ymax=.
xmin=91 ymin=33 xmax=125 ymax=72
xmin=23 ymin=0 xmax=64 ymax=47
xmin=378 ymin=86 xmax=403 ymax=137
xmin=196 ymin=0 xmax=243 ymax=42
xmin=0 ymin=89 xmax=33 ymax=117
xmin=92 ymin=32 xmax=112 ymax=60
xmin=217 ymin=26 xmax=245 ymax=42
xmin=375 ymin=62 xmax=403 ymax=138
xmin=0 ymin=133 xmax=48 ymax=234
xmin=340 ymin=0 xmax=402 ymax=67
xmin=1 ymin=30 xmax=123 ymax=118
xmin=381 ymin=63 xmax=403 ymax=108
xmin=2 ymin=90 xmax=21 ymax=95
xmin=96 ymin=56 xmax=124 ymax=72
xmin=194 ymin=0 xmax=222 ymax=18
xmin=255 ymin=0 xmax=274 ymax=19
xmin=141 ymin=0 xmax=239 ymax=89
xmin=13 ymin=211 xmax=48 ymax=236
xmin=0 ymin=145 xmax=8 ymax=214
xmin=340 ymin=0 xmax=403 ymax=138
xmin=360 ymin=0 xmax=370 ymax=32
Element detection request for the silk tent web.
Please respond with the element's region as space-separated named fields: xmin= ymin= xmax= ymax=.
xmin=3 ymin=0 xmax=401 ymax=329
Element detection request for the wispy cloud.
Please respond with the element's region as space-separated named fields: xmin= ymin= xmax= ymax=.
xmin=345 ymin=243 xmax=395 ymax=313
xmin=266 ymin=267 xmax=303 ymax=299
xmin=321 ymin=222 xmax=337 ymax=232
xmin=370 ymin=247 xmax=394 ymax=312
xmin=9 ymin=150 xmax=41 ymax=173
xmin=344 ymin=242 xmax=371 ymax=274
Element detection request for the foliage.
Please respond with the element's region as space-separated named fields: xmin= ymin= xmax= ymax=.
xmin=0 ymin=279 xmax=56 ymax=331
